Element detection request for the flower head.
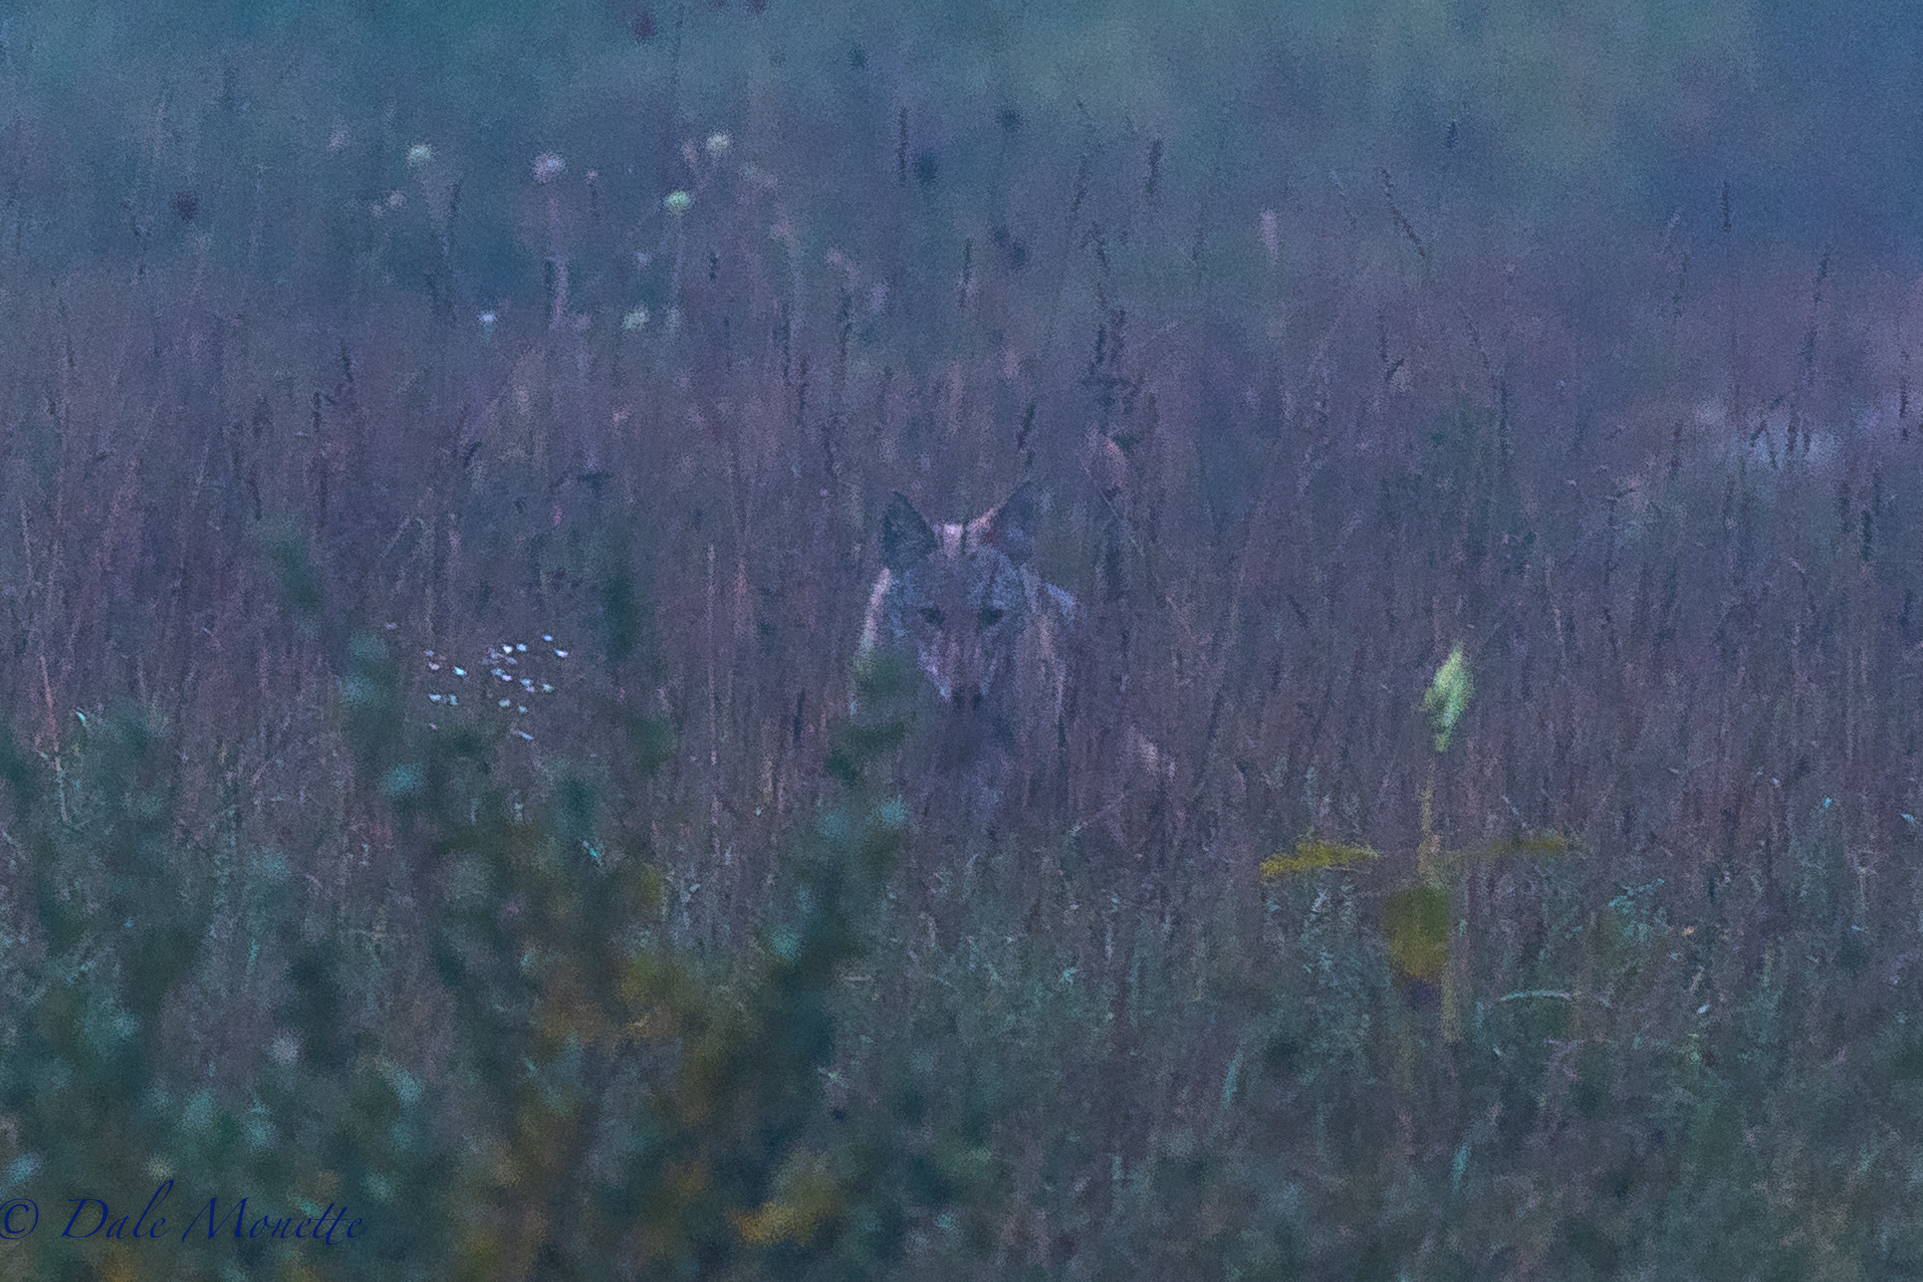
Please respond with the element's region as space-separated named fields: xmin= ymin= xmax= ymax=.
xmin=532 ymin=152 xmax=566 ymax=184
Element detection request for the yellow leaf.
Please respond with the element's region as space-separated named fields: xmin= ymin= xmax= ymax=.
xmin=1423 ymin=643 xmax=1473 ymax=752
xmin=1260 ymin=839 xmax=1379 ymax=880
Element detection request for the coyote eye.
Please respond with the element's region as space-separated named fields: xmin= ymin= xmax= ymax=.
xmin=978 ymin=607 xmax=1005 ymax=629
xmin=919 ymin=606 xmax=945 ymax=627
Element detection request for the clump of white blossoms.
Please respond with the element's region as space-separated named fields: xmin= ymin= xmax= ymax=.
xmin=420 ymin=634 xmax=570 ymax=742
xmin=532 ymin=152 xmax=566 ymax=184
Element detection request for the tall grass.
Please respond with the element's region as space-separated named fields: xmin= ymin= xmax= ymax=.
xmin=2 ymin=1 xmax=1923 ymax=1276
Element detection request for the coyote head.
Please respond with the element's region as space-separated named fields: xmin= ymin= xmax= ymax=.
xmin=857 ymin=484 xmax=1075 ymax=737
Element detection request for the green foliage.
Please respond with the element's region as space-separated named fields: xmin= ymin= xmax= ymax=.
xmin=1383 ymin=882 xmax=1451 ymax=985
xmin=0 ymin=553 xmax=952 ymax=1279
xmin=367 ymin=587 xmax=932 ymax=1278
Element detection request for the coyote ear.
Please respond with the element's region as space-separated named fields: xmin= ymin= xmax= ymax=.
xmin=881 ymin=491 xmax=939 ymax=571
xmin=983 ymin=482 xmax=1038 ymax=563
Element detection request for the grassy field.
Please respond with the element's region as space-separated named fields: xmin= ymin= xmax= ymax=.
xmin=2 ymin=2 xmax=1922 ymax=1277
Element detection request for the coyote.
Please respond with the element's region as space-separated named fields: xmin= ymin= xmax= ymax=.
xmin=854 ymin=484 xmax=1172 ymax=825
xmin=855 ymin=484 xmax=1077 ymax=811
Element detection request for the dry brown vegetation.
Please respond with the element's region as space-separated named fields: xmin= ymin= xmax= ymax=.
xmin=5 ymin=3 xmax=1923 ymax=1275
